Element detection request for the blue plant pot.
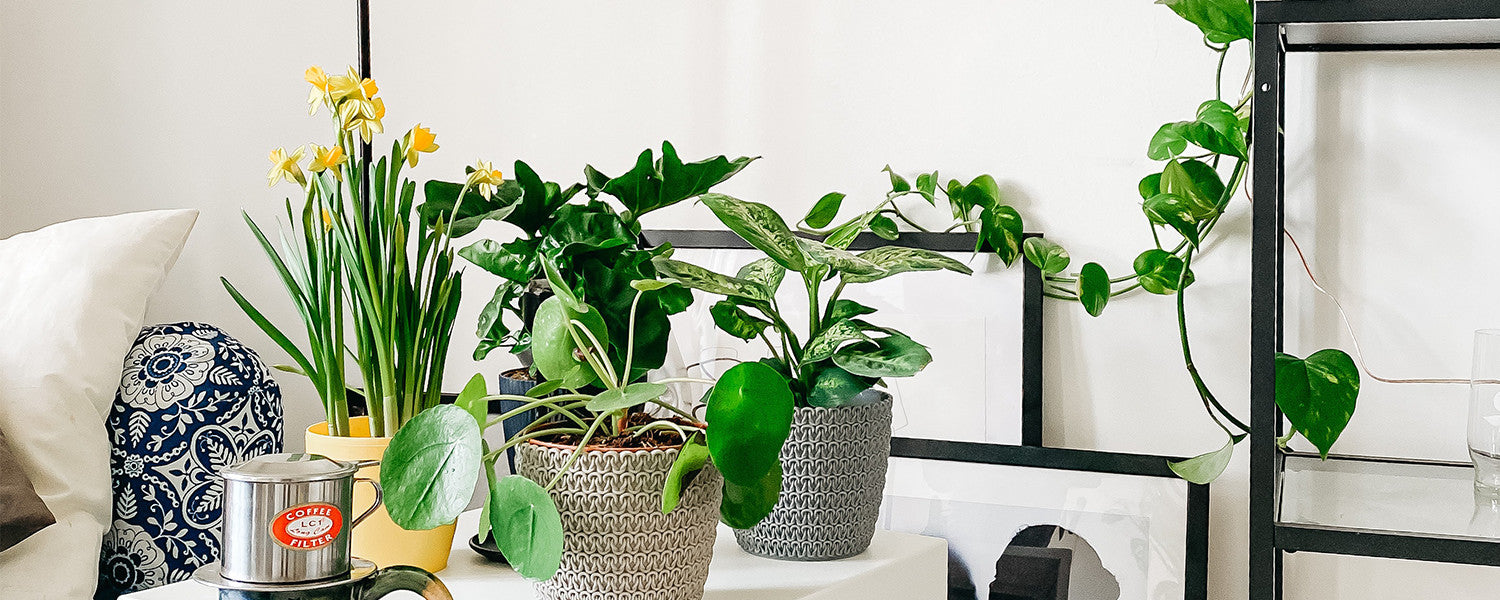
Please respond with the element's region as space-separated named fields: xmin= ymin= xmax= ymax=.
xmin=495 ymin=368 xmax=542 ymax=473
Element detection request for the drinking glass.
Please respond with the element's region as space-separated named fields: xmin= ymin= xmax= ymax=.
xmin=1469 ymin=329 xmax=1500 ymax=495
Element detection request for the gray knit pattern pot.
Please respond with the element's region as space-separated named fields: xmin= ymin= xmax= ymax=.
xmin=517 ymin=442 xmax=722 ymax=600
xmin=733 ymin=393 xmax=893 ymax=561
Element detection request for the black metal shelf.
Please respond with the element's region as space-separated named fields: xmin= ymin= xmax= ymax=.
xmin=1250 ymin=2 xmax=1500 ymax=598
xmin=1258 ymin=0 xmax=1500 ymax=51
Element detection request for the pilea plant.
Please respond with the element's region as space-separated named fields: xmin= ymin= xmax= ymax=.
xmin=419 ymin=141 xmax=755 ymax=379
xmin=654 ymin=194 xmax=974 ymax=409
xmin=379 ymin=257 xmax=793 ymax=579
xmin=804 ymin=0 xmax=1361 ymax=484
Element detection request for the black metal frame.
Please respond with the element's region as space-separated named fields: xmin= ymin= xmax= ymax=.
xmin=1251 ymin=3 xmax=1500 ymax=599
xmin=643 ymin=229 xmax=1046 ymax=446
xmin=888 ymin=437 xmax=1210 ymax=600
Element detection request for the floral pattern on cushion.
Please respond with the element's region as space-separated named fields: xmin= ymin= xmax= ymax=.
xmin=98 ymin=323 xmax=283 ymax=596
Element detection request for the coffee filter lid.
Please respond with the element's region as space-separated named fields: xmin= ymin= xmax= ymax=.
xmin=222 ymin=453 xmax=360 ymax=483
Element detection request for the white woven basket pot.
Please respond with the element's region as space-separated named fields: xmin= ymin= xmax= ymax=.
xmin=517 ymin=441 xmax=722 ymax=600
xmin=733 ymin=392 xmax=894 ymax=561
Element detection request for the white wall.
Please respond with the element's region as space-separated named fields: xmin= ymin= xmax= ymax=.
xmin=5 ymin=1 xmax=1500 ymax=598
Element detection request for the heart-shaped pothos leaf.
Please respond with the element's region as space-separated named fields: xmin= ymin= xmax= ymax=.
xmin=1276 ymin=349 xmax=1360 ymax=458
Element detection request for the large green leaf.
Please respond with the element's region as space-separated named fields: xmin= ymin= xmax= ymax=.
xmin=844 ymin=245 xmax=973 ymax=284
xmin=1157 ymin=0 xmax=1253 ymax=43
xmin=1143 ymin=193 xmax=1202 ymax=248
xmin=884 ymin=165 xmax=912 ymax=193
xmin=380 ymin=405 xmax=482 ymax=530
xmin=586 ymin=382 xmax=668 ymax=413
xmin=507 ymin=160 xmax=583 ymax=234
xmin=653 ymin=258 xmax=772 ymax=302
xmin=979 ymin=204 xmax=1024 ymax=265
xmin=541 ymin=203 xmax=633 ymax=257
xmin=796 ymin=237 xmax=882 ymax=276
xmin=720 ymin=459 xmax=782 ymax=529
xmin=459 ymin=239 xmax=538 ymax=284
xmin=1133 ymin=249 xmax=1195 ymax=295
xmin=736 ymin=258 xmax=786 ymax=293
xmin=700 ymin=194 xmax=807 ymax=272
xmin=539 ymin=256 xmax=582 ymax=311
xmin=1168 ymin=434 xmax=1244 ymax=484
xmin=706 ymin=362 xmax=794 ymax=485
xmin=1159 ymin=160 xmax=1220 ymax=220
xmin=472 ymin=285 xmax=518 ymax=360
xmin=960 ymin=174 xmax=1001 ymax=213
xmin=827 ymin=299 xmax=877 ymax=321
xmin=487 ymin=474 xmax=563 ymax=580
xmin=833 ymin=331 xmax=932 ymax=378
xmin=803 ymin=192 xmax=846 ymax=229
xmin=1078 ymin=262 xmax=1110 ymax=317
xmin=1276 ymin=350 xmax=1360 ymax=458
xmin=418 ymin=179 xmax=523 ymax=237
xmin=454 ymin=373 xmax=489 ymax=429
xmin=804 ymin=319 xmax=874 ymax=364
xmin=1147 ymin=122 xmax=1189 ymax=160
xmin=575 ymin=250 xmax=680 ymax=381
xmin=806 ymin=364 xmax=878 ymax=408
xmin=1023 ymin=238 xmax=1070 ymax=275
xmin=662 ymin=433 xmax=711 ymax=513
xmin=710 ymin=300 xmax=771 ymax=341
xmin=869 ymin=215 xmax=900 ymax=240
xmin=593 ymin=141 xmax=758 ymax=219
xmin=1177 ymin=159 xmax=1228 ymax=215
xmin=531 ymin=296 xmax=607 ymax=389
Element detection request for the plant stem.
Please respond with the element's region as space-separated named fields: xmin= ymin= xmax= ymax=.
xmin=481 ymin=427 xmax=588 ymax=461
xmin=622 ymin=289 xmax=645 ymax=384
xmin=1176 ymin=250 xmax=1250 ymax=434
xmin=649 ymin=398 xmax=701 ymax=422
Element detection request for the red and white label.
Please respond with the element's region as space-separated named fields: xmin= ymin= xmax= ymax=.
xmin=271 ymin=503 xmax=343 ymax=550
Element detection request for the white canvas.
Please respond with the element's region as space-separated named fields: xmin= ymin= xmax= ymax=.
xmin=881 ymin=456 xmax=1192 ymax=600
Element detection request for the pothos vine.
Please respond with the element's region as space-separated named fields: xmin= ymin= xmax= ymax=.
xmin=797 ymin=0 xmax=1361 ymax=483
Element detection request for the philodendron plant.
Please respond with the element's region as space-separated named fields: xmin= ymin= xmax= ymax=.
xmin=375 ymin=257 xmax=792 ymax=580
xmin=419 ymin=142 xmax=755 ymax=380
xmin=654 ymin=193 xmax=974 ymax=409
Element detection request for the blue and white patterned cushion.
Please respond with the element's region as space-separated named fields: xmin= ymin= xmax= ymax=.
xmin=98 ymin=323 xmax=283 ymax=595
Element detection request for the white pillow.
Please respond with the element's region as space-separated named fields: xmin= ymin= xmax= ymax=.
xmin=0 ymin=210 xmax=197 ymax=599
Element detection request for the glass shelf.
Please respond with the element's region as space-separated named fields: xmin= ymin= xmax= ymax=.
xmin=1277 ymin=453 xmax=1500 ymax=565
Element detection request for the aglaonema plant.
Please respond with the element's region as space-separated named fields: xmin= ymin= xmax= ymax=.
xmin=653 ymin=193 xmax=974 ymax=410
xmin=376 ymin=257 xmax=792 ymax=580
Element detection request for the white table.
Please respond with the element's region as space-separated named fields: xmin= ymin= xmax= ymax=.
xmin=127 ymin=510 xmax=947 ymax=599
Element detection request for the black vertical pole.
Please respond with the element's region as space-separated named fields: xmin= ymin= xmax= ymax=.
xmin=356 ymin=0 xmax=373 ymax=215
xmin=1249 ymin=21 xmax=1286 ymax=600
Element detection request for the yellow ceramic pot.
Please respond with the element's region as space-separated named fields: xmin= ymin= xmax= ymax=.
xmin=305 ymin=416 xmax=456 ymax=572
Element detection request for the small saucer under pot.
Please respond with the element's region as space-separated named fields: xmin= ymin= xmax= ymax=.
xmin=191 ymin=558 xmax=378 ymax=593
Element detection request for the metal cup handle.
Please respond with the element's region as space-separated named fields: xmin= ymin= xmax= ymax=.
xmin=351 ymin=459 xmax=383 ymax=529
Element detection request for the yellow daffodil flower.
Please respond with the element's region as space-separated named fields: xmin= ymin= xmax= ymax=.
xmin=402 ymin=125 xmax=439 ymax=167
xmin=267 ymin=146 xmax=306 ymax=187
xmin=320 ymin=208 xmax=335 ymax=231
xmin=339 ymin=97 xmax=385 ymax=143
xmin=305 ymin=66 xmax=331 ymax=114
xmin=308 ymin=144 xmax=347 ymax=180
xmin=466 ymin=160 xmax=505 ymax=199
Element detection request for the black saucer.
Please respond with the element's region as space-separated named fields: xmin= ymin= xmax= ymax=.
xmin=467 ymin=534 xmax=509 ymax=564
